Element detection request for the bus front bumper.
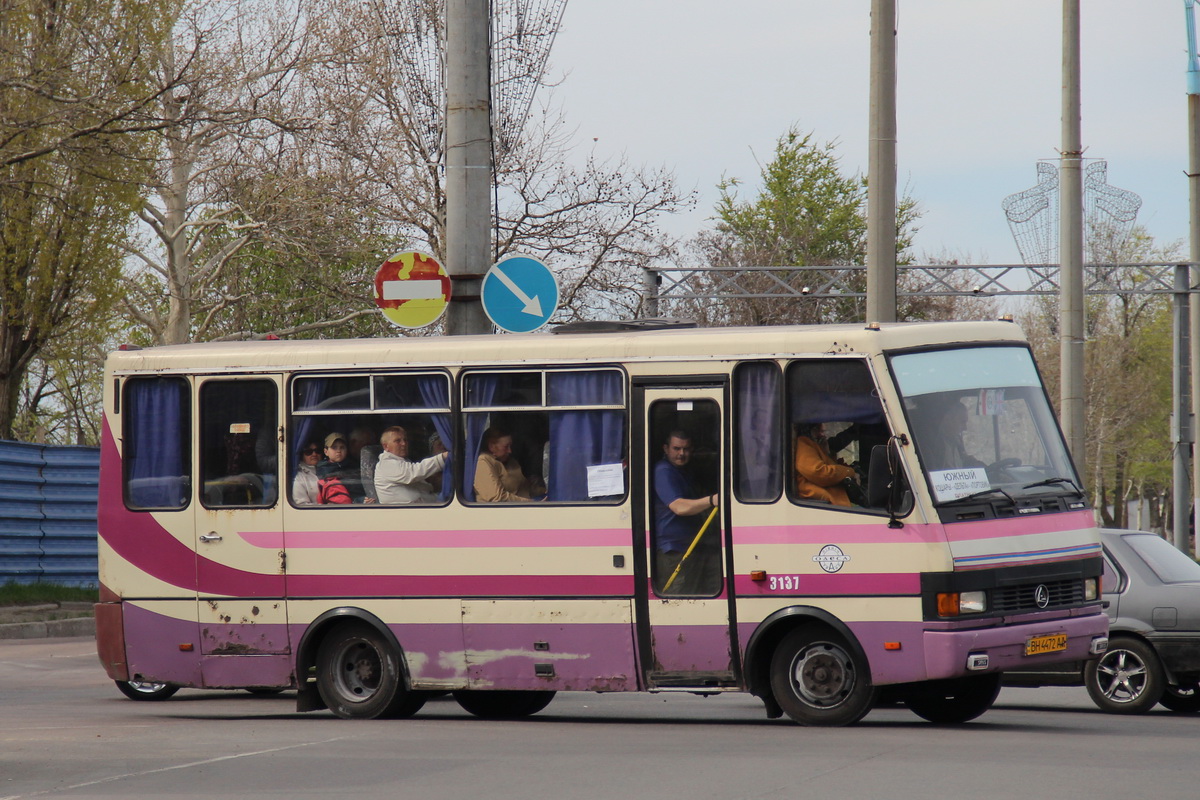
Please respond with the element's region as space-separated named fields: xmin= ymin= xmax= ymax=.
xmin=923 ymin=610 xmax=1108 ymax=681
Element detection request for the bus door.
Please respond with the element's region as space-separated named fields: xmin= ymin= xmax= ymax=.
xmin=635 ymin=382 xmax=738 ymax=689
xmin=193 ymin=375 xmax=291 ymax=673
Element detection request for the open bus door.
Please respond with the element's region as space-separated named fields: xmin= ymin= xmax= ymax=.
xmin=634 ymin=381 xmax=739 ymax=690
xmin=193 ymin=375 xmax=291 ymax=684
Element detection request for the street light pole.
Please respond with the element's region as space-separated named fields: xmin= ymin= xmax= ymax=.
xmin=866 ymin=0 xmax=897 ymax=324
xmin=445 ymin=0 xmax=493 ymax=335
xmin=1059 ymin=0 xmax=1086 ymax=483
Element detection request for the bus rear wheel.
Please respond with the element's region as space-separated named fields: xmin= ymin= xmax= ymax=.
xmin=452 ymin=689 xmax=556 ymax=718
xmin=316 ymin=623 xmax=427 ymax=720
xmin=904 ymin=674 xmax=1001 ymax=723
xmin=769 ymin=627 xmax=876 ymax=726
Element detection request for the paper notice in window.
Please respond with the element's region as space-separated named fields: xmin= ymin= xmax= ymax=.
xmin=587 ymin=463 xmax=625 ymax=497
xmin=930 ymin=467 xmax=991 ymax=503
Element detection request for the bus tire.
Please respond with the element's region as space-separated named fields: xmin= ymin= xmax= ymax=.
xmin=315 ymin=622 xmax=426 ymax=720
xmin=769 ymin=627 xmax=876 ymax=726
xmin=116 ymin=680 xmax=179 ymax=701
xmin=452 ymin=690 xmax=556 ymax=719
xmin=904 ymin=674 xmax=1001 ymax=724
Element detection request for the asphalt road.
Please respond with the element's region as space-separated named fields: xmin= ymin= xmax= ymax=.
xmin=3 ymin=636 xmax=1199 ymax=800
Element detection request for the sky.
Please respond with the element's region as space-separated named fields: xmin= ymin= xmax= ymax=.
xmin=546 ymin=1 xmax=1189 ymax=265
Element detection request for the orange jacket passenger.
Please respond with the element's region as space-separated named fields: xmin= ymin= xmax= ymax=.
xmin=794 ymin=435 xmax=856 ymax=506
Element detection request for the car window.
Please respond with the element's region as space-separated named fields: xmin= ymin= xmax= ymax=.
xmin=1121 ymin=533 xmax=1200 ymax=584
xmin=1101 ymin=552 xmax=1123 ymax=593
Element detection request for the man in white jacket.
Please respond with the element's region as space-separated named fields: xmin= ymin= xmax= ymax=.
xmin=374 ymin=426 xmax=449 ymax=504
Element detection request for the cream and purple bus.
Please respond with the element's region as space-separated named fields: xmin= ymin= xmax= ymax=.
xmin=95 ymin=320 xmax=1108 ymax=726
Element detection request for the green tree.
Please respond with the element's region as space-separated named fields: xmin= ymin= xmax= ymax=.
xmin=681 ymin=126 xmax=930 ymax=326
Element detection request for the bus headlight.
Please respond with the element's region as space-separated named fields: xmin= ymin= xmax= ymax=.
xmin=1083 ymin=577 xmax=1099 ymax=602
xmin=937 ymin=590 xmax=987 ymax=616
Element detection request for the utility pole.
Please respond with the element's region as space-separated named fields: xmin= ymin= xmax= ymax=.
xmin=866 ymin=0 xmax=897 ymax=324
xmin=1059 ymin=0 xmax=1086 ymax=483
xmin=445 ymin=0 xmax=493 ymax=335
xmin=1186 ymin=0 xmax=1200 ymax=553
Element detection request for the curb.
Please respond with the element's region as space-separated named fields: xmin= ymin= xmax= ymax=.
xmin=0 ymin=617 xmax=95 ymax=640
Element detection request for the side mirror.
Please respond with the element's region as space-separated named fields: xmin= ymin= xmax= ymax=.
xmin=867 ymin=440 xmax=912 ymax=526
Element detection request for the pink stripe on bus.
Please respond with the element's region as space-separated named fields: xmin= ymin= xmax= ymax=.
xmin=288 ymin=574 xmax=634 ymax=597
xmin=941 ymin=509 xmax=1096 ymax=542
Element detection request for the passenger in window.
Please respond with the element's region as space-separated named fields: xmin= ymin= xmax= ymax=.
xmin=426 ymin=432 xmax=447 ymax=490
xmin=923 ymin=399 xmax=984 ymax=471
xmin=292 ymin=440 xmax=322 ymax=505
xmin=794 ymin=422 xmax=862 ymax=507
xmin=474 ymin=427 xmax=544 ymax=502
xmin=653 ymin=431 xmax=721 ymax=595
xmin=317 ymin=432 xmax=375 ymax=504
xmin=375 ymin=426 xmax=449 ymax=504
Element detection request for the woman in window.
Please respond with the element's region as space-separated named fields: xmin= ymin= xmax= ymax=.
xmin=292 ymin=440 xmax=322 ymax=505
xmin=474 ymin=427 xmax=544 ymax=502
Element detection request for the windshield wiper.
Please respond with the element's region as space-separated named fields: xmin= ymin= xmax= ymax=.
xmin=1022 ymin=477 xmax=1084 ymax=496
xmin=940 ymin=487 xmax=1014 ymax=506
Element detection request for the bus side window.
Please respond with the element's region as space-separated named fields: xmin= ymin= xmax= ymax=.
xmin=733 ymin=361 xmax=783 ymax=502
xmin=463 ymin=369 xmax=626 ymax=504
xmin=785 ymin=360 xmax=888 ymax=511
xmin=123 ymin=376 xmax=191 ymax=510
xmin=200 ymin=380 xmax=278 ymax=508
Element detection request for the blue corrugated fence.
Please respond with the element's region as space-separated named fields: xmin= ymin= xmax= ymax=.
xmin=0 ymin=440 xmax=99 ymax=587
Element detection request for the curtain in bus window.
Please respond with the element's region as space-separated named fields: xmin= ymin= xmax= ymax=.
xmin=735 ymin=362 xmax=782 ymax=501
xmin=462 ymin=374 xmax=499 ymax=501
xmin=416 ymin=375 xmax=453 ymax=500
xmin=547 ymin=371 xmax=625 ymax=502
xmin=125 ymin=378 xmax=189 ymax=509
xmin=291 ymin=378 xmax=328 ymax=463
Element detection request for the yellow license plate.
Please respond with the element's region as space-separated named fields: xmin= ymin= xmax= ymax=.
xmin=1025 ymin=633 xmax=1068 ymax=656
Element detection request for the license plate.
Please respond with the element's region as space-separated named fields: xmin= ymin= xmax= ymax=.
xmin=1025 ymin=633 xmax=1068 ymax=656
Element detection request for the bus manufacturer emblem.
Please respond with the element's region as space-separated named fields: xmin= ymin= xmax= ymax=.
xmin=813 ymin=545 xmax=851 ymax=574
xmin=1034 ymin=584 xmax=1050 ymax=609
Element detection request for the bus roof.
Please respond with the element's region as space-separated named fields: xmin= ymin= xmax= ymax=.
xmin=106 ymin=320 xmax=1027 ymax=374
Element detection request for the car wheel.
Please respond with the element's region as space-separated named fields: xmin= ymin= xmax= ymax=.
xmin=116 ymin=680 xmax=179 ymax=701
xmin=1084 ymin=637 xmax=1164 ymax=714
xmin=452 ymin=690 xmax=556 ymax=718
xmin=904 ymin=674 xmax=1002 ymax=724
xmin=769 ymin=627 xmax=877 ymax=726
xmin=315 ymin=622 xmax=427 ymax=719
xmin=1159 ymin=682 xmax=1200 ymax=713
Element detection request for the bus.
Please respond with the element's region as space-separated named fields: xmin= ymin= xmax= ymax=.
xmin=94 ymin=320 xmax=1108 ymax=726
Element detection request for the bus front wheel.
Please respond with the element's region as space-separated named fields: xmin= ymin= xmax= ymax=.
xmin=315 ymin=623 xmax=427 ymax=720
xmin=769 ymin=627 xmax=876 ymax=726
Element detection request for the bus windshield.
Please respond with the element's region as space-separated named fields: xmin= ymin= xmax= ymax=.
xmin=890 ymin=345 xmax=1080 ymax=506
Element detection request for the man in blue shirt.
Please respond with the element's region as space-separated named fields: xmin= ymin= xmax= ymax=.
xmin=652 ymin=431 xmax=721 ymax=595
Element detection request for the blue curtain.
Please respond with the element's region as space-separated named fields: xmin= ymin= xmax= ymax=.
xmin=547 ymin=371 xmax=625 ymax=502
xmin=292 ymin=379 xmax=328 ymax=464
xmin=462 ymin=375 xmax=499 ymax=501
xmin=126 ymin=378 xmax=189 ymax=508
xmin=417 ymin=375 xmax=453 ymax=500
xmin=736 ymin=362 xmax=782 ymax=501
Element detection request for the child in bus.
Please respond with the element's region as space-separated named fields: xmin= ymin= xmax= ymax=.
xmin=317 ymin=433 xmax=375 ymax=504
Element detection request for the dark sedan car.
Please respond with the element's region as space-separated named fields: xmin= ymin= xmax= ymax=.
xmin=1003 ymin=528 xmax=1200 ymax=714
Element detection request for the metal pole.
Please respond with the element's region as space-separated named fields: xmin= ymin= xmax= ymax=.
xmin=1174 ymin=265 xmax=1192 ymax=550
xmin=866 ymin=0 xmax=897 ymax=324
xmin=642 ymin=267 xmax=659 ymax=318
xmin=445 ymin=0 xmax=493 ymax=335
xmin=1186 ymin=1 xmax=1200 ymax=552
xmin=1059 ymin=0 xmax=1087 ymax=483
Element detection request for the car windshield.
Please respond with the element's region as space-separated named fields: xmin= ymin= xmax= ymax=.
xmin=890 ymin=345 xmax=1080 ymax=505
xmin=1122 ymin=533 xmax=1200 ymax=584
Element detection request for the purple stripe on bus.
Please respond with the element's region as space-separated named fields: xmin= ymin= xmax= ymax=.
xmin=461 ymin=621 xmax=636 ymax=691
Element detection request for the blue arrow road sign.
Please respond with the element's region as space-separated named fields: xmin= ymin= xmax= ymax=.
xmin=481 ymin=255 xmax=559 ymax=333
